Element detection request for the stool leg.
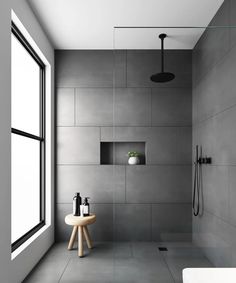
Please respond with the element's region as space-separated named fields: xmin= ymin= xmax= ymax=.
xmin=68 ymin=226 xmax=77 ymax=250
xmin=83 ymin=226 xmax=93 ymax=249
xmin=78 ymin=226 xmax=83 ymax=257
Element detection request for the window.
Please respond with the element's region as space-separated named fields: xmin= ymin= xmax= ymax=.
xmin=11 ymin=22 xmax=45 ymax=252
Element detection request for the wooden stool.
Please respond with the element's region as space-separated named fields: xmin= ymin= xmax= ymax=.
xmin=65 ymin=213 xmax=96 ymax=257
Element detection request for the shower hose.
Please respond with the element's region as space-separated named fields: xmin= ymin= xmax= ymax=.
xmin=193 ymin=145 xmax=201 ymax=216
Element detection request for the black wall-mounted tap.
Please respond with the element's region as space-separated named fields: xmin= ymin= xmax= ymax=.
xmin=198 ymin=156 xmax=212 ymax=165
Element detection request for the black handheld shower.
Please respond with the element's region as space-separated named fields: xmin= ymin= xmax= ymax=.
xmin=193 ymin=145 xmax=200 ymax=216
xmin=193 ymin=145 xmax=212 ymax=216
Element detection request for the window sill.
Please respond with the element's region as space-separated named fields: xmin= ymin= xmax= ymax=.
xmin=11 ymin=223 xmax=51 ymax=260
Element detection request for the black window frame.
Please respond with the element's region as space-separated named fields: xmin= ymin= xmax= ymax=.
xmin=11 ymin=21 xmax=46 ymax=252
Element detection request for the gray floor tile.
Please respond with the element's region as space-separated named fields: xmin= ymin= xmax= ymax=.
xmin=114 ymin=256 xmax=174 ymax=283
xmin=131 ymin=241 xmax=161 ymax=259
xmin=23 ymin=256 xmax=69 ymax=283
xmin=60 ymin=257 xmax=114 ymax=282
xmin=113 ymin=242 xmax=133 ymax=258
xmin=161 ymin=245 xmax=213 ymax=283
xmin=24 ymin=242 xmax=214 ymax=283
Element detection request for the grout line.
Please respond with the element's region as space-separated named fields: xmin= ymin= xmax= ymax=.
xmin=193 ymin=28 xmax=235 ymax=87
xmin=191 ymin=164 xmax=236 ymax=167
xmin=193 ymin=101 xmax=236 ymax=127
xmin=159 ymin=251 xmax=176 ymax=283
xmin=58 ymin=257 xmax=71 ymax=283
xmin=202 ymin=208 xmax=236 ymax=230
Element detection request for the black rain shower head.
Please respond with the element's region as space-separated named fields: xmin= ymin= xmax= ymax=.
xmin=150 ymin=33 xmax=175 ymax=83
xmin=150 ymin=72 xmax=175 ymax=83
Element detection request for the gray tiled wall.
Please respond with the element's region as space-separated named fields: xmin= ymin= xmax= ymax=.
xmin=56 ymin=49 xmax=192 ymax=242
xmin=127 ymin=50 xmax=192 ymax=88
xmin=76 ymin=88 xmax=113 ymax=126
xmin=57 ymin=127 xmax=100 ymax=164
xmin=192 ymin=0 xmax=236 ymax=267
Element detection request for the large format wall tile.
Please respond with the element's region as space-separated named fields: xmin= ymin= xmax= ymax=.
xmin=193 ymin=211 xmax=232 ymax=267
xmin=200 ymin=215 xmax=236 ymax=267
xmin=202 ymin=165 xmax=229 ymax=222
xmin=151 ymin=88 xmax=192 ymax=126
xmin=192 ymin=87 xmax=198 ymax=126
xmin=152 ymin=204 xmax=192 ymax=241
xmin=228 ymin=223 xmax=236 ymax=266
xmin=196 ymin=106 xmax=236 ymax=165
xmin=193 ymin=1 xmax=230 ymax=84
xmin=114 ymin=204 xmax=151 ymax=241
xmin=126 ymin=165 xmax=191 ymax=203
xmin=56 ymin=203 xmax=114 ymax=241
xmin=193 ymin=42 xmax=236 ymax=123
xmin=57 ymin=127 xmax=100 ymax=164
xmin=55 ymin=50 xmax=126 ymax=87
xmin=147 ymin=127 xmax=192 ymax=164
xmin=76 ymin=88 xmax=113 ymax=126
xmin=114 ymin=88 xmax=151 ymax=126
xmin=57 ymin=88 xmax=75 ymax=126
xmin=127 ymin=50 xmax=192 ymax=88
xmin=89 ymin=204 xmax=114 ymax=241
xmin=214 ymin=105 xmax=236 ymax=165
xmin=228 ymin=166 xmax=236 ymax=227
xmin=229 ymin=0 xmax=236 ymax=49
xmin=57 ymin=165 xmax=125 ymax=203
xmin=56 ymin=203 xmax=75 ymax=241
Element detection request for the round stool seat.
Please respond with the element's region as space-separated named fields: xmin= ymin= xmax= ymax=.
xmin=65 ymin=213 xmax=96 ymax=226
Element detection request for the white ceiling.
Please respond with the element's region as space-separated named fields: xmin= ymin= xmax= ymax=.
xmin=28 ymin=0 xmax=224 ymax=49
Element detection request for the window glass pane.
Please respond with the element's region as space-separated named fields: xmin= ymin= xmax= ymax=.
xmin=11 ymin=33 xmax=40 ymax=136
xmin=11 ymin=134 xmax=40 ymax=243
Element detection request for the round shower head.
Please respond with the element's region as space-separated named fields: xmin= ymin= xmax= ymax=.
xmin=150 ymin=33 xmax=175 ymax=83
xmin=150 ymin=72 xmax=175 ymax=83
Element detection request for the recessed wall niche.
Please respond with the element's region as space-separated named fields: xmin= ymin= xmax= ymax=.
xmin=101 ymin=142 xmax=146 ymax=165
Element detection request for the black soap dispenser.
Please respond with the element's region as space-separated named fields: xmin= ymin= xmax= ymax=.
xmin=73 ymin=192 xmax=81 ymax=216
xmin=83 ymin=197 xmax=90 ymax=217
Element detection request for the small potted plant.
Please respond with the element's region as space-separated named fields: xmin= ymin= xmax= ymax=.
xmin=127 ymin=151 xmax=140 ymax=165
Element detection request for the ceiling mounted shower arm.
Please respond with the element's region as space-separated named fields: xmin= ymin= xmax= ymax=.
xmin=150 ymin=33 xmax=175 ymax=83
xmin=160 ymin=33 xmax=165 ymax=73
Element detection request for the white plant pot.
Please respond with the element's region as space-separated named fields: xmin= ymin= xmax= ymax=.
xmin=128 ymin=156 xmax=140 ymax=165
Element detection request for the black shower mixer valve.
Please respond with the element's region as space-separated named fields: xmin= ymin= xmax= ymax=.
xmin=197 ymin=156 xmax=212 ymax=165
